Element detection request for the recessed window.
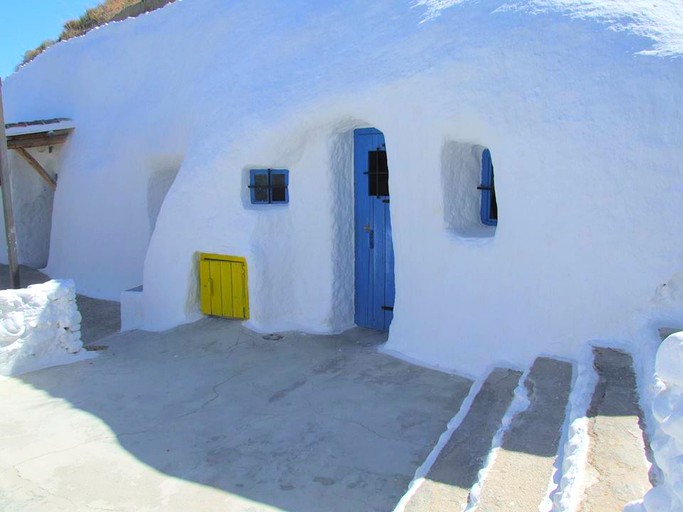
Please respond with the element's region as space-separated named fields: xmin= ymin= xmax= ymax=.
xmin=478 ymin=149 xmax=497 ymax=226
xmin=249 ymin=169 xmax=289 ymax=204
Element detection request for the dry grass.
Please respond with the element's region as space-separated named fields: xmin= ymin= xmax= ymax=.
xmin=18 ymin=0 xmax=175 ymax=69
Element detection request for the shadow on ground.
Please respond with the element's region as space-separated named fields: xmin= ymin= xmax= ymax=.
xmin=0 ymin=318 xmax=472 ymax=512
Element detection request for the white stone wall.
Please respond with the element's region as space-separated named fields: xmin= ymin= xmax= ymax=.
xmin=643 ymin=332 xmax=683 ymax=512
xmin=0 ymin=279 xmax=86 ymax=376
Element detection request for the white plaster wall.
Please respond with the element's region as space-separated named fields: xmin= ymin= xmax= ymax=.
xmin=3 ymin=0 xmax=682 ymax=375
xmin=0 ymin=147 xmax=60 ymax=268
xmin=142 ymin=120 xmax=353 ymax=333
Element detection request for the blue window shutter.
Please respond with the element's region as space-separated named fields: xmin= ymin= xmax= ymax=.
xmin=250 ymin=169 xmax=270 ymax=204
xmin=480 ymin=149 xmax=497 ymax=226
xmin=270 ymin=169 xmax=289 ymax=204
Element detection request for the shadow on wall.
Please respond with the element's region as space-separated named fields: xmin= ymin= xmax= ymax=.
xmin=1 ymin=147 xmax=62 ymax=268
xmin=329 ymin=128 xmax=355 ymax=331
xmin=147 ymin=156 xmax=182 ymax=238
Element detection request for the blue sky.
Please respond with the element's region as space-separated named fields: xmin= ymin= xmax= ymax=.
xmin=1 ymin=0 xmax=99 ymax=80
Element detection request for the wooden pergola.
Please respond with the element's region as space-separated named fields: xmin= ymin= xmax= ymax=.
xmin=3 ymin=118 xmax=75 ymax=190
xmin=0 ymin=80 xmax=74 ymax=288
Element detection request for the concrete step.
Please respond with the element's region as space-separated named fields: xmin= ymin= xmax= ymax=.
xmin=398 ymin=351 xmax=654 ymax=512
xmin=477 ymin=357 xmax=573 ymax=511
xmin=404 ymin=367 xmax=523 ymax=512
xmin=578 ymin=347 xmax=652 ymax=511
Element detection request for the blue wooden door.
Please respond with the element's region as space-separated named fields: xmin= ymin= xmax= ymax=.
xmin=354 ymin=128 xmax=395 ymax=331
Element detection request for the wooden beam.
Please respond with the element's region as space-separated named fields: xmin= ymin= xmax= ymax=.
xmin=0 ymin=79 xmax=20 ymax=288
xmin=13 ymin=147 xmax=57 ymax=190
xmin=6 ymin=130 xmax=71 ymax=150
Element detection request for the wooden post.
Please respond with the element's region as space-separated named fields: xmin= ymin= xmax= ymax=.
xmin=0 ymin=79 xmax=20 ymax=288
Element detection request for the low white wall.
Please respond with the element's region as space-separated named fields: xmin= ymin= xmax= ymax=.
xmin=0 ymin=279 xmax=89 ymax=376
xmin=120 ymin=288 xmax=144 ymax=331
xmin=643 ymin=332 xmax=683 ymax=512
xmin=625 ymin=271 xmax=683 ymax=511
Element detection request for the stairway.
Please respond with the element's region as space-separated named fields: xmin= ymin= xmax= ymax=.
xmin=398 ymin=349 xmax=653 ymax=512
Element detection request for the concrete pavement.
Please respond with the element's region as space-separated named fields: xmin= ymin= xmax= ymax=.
xmin=0 ymin=318 xmax=472 ymax=512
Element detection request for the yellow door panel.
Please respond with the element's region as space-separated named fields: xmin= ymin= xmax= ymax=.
xmin=209 ymin=260 xmax=223 ymax=315
xmin=199 ymin=260 xmax=212 ymax=315
xmin=231 ymin=262 xmax=245 ymax=318
xmin=220 ymin=261 xmax=235 ymax=317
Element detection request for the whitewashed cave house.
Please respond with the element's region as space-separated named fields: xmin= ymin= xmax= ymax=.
xmin=0 ymin=0 xmax=681 ymax=378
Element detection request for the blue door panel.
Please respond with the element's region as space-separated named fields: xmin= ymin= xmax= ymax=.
xmin=354 ymin=128 xmax=395 ymax=331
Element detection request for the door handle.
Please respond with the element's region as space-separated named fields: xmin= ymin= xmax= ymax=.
xmin=369 ymin=230 xmax=374 ymax=249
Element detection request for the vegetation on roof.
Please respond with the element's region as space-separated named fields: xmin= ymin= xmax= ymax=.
xmin=17 ymin=0 xmax=175 ymax=70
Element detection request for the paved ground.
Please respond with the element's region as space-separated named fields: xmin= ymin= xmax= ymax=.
xmin=0 ymin=264 xmax=121 ymax=343
xmin=0 ymin=318 xmax=472 ymax=512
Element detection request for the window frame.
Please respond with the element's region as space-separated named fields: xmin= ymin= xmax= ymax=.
xmin=249 ymin=168 xmax=289 ymax=205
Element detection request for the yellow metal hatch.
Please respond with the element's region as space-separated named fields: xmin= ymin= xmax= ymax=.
xmin=199 ymin=253 xmax=249 ymax=319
